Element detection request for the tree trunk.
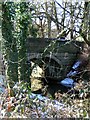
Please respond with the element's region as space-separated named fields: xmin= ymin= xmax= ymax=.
xmin=45 ymin=2 xmax=51 ymax=38
xmin=80 ymin=2 xmax=90 ymax=46
xmin=53 ymin=1 xmax=60 ymax=33
xmin=70 ymin=3 xmax=74 ymax=39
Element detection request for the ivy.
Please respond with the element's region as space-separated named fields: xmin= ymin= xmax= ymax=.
xmin=2 ymin=2 xmax=18 ymax=86
xmin=2 ymin=2 xmax=37 ymax=87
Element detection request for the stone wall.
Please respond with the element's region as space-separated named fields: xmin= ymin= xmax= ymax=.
xmin=26 ymin=38 xmax=84 ymax=80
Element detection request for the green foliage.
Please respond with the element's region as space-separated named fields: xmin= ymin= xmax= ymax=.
xmin=29 ymin=24 xmax=38 ymax=38
xmin=2 ymin=2 xmax=18 ymax=84
xmin=2 ymin=2 xmax=38 ymax=87
xmin=16 ymin=2 xmax=31 ymax=83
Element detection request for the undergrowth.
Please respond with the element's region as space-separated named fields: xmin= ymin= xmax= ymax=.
xmin=0 ymin=79 xmax=90 ymax=118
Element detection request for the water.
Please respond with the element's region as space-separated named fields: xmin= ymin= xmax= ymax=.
xmin=47 ymin=83 xmax=70 ymax=97
xmin=60 ymin=78 xmax=76 ymax=88
xmin=0 ymin=75 xmax=6 ymax=94
xmin=72 ymin=61 xmax=81 ymax=70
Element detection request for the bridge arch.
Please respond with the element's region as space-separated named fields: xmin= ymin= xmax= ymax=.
xmin=28 ymin=53 xmax=61 ymax=66
xmin=29 ymin=53 xmax=62 ymax=80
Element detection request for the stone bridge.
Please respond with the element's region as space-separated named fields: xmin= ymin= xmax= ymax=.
xmin=26 ymin=38 xmax=84 ymax=81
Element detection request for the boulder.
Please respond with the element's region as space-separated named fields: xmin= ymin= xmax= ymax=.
xmin=30 ymin=61 xmax=44 ymax=92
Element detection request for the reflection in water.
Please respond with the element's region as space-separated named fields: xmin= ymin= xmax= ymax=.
xmin=46 ymin=83 xmax=70 ymax=97
xmin=32 ymin=81 xmax=70 ymax=97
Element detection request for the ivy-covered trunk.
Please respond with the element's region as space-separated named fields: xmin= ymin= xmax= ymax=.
xmin=2 ymin=2 xmax=31 ymax=87
xmin=18 ymin=2 xmax=31 ymax=83
xmin=2 ymin=3 xmax=18 ymax=86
